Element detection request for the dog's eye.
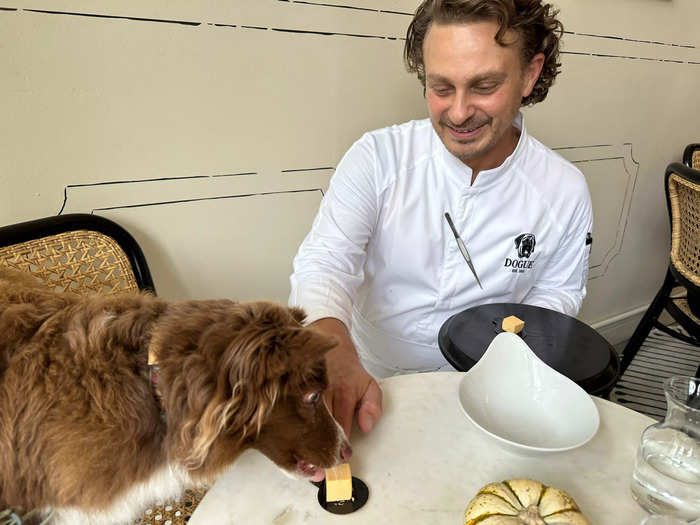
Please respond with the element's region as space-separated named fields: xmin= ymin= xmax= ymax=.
xmin=303 ymin=391 xmax=321 ymax=405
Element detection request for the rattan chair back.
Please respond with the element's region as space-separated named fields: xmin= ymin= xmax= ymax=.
xmin=0 ymin=214 xmax=154 ymax=295
xmin=667 ymin=165 xmax=700 ymax=289
xmin=0 ymin=229 xmax=140 ymax=296
xmin=683 ymin=143 xmax=700 ymax=170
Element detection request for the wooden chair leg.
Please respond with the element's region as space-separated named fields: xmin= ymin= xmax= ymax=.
xmin=620 ymin=269 xmax=676 ymax=376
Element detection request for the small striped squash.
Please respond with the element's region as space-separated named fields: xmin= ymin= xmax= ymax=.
xmin=464 ymin=479 xmax=590 ymax=525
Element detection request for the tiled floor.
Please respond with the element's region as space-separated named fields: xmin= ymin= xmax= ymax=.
xmin=610 ymin=328 xmax=700 ymax=420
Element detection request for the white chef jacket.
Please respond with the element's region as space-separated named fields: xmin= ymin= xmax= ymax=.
xmin=289 ymin=114 xmax=593 ymax=377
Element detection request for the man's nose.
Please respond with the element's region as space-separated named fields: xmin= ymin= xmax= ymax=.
xmin=447 ymin=92 xmax=476 ymax=126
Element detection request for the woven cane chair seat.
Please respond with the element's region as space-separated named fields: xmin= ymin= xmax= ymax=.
xmin=135 ymin=489 xmax=207 ymax=525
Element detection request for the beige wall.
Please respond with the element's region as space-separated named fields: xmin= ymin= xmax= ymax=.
xmin=1 ymin=1 xmax=699 ymax=344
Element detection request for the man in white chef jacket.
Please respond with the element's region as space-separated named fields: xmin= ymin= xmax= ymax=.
xmin=289 ymin=0 xmax=593 ymax=441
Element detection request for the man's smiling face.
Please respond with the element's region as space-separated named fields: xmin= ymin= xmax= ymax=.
xmin=423 ymin=21 xmax=543 ymax=171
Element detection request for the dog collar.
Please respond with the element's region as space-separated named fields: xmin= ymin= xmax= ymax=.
xmin=149 ymin=364 xmax=166 ymax=419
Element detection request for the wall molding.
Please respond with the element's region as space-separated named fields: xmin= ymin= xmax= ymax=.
xmin=590 ymin=304 xmax=649 ymax=347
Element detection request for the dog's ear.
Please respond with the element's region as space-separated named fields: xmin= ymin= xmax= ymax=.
xmin=232 ymin=324 xmax=337 ymax=438
xmin=270 ymin=326 xmax=337 ymax=374
xmin=237 ymin=302 xmax=337 ymax=373
xmin=223 ymin=306 xmax=338 ymax=430
xmin=514 ymin=234 xmax=524 ymax=248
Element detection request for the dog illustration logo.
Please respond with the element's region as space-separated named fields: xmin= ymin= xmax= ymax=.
xmin=514 ymin=233 xmax=536 ymax=258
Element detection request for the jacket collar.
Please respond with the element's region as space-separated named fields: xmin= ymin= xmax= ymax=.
xmin=435 ymin=112 xmax=528 ymax=190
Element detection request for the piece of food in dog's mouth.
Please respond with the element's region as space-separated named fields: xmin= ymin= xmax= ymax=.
xmin=325 ymin=463 xmax=352 ymax=502
xmin=297 ymin=460 xmax=326 ymax=482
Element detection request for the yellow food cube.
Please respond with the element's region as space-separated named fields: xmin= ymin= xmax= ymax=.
xmin=325 ymin=463 xmax=352 ymax=502
xmin=502 ymin=315 xmax=525 ymax=334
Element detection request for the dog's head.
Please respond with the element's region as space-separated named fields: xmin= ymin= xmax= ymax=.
xmin=514 ymin=233 xmax=536 ymax=258
xmin=152 ymin=300 xmax=349 ymax=481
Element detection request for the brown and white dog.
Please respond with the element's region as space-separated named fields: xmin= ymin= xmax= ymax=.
xmin=0 ymin=268 xmax=350 ymax=524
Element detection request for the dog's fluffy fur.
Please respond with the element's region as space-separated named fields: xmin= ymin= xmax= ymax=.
xmin=0 ymin=268 xmax=349 ymax=524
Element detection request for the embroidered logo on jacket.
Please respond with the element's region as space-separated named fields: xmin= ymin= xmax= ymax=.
xmin=504 ymin=233 xmax=536 ymax=273
xmin=514 ymin=233 xmax=536 ymax=258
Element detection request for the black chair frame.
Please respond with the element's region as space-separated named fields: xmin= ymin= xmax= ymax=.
xmin=683 ymin=143 xmax=700 ymax=168
xmin=620 ymin=163 xmax=700 ymax=376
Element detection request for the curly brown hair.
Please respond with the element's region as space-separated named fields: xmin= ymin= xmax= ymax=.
xmin=404 ymin=0 xmax=563 ymax=106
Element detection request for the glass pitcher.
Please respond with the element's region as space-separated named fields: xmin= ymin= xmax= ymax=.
xmin=631 ymin=375 xmax=700 ymax=520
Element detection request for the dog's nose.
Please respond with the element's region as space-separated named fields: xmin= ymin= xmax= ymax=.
xmin=340 ymin=441 xmax=352 ymax=462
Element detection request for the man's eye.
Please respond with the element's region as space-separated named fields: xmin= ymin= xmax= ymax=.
xmin=304 ymin=391 xmax=321 ymax=405
xmin=473 ymin=84 xmax=499 ymax=94
xmin=430 ymin=87 xmax=452 ymax=97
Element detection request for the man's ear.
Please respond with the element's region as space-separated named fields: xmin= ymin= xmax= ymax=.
xmin=522 ymin=53 xmax=545 ymax=98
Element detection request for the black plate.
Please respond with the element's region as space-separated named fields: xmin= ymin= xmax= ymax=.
xmin=316 ymin=477 xmax=369 ymax=515
xmin=438 ymin=303 xmax=619 ymax=396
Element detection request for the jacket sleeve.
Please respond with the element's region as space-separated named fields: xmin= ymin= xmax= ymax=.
xmin=289 ymin=135 xmax=379 ymax=328
xmin=521 ymin=184 xmax=593 ymax=316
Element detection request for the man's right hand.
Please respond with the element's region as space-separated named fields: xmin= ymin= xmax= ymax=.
xmin=310 ymin=318 xmax=382 ymax=439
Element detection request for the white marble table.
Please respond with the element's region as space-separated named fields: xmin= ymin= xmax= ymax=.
xmin=190 ymin=372 xmax=654 ymax=524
